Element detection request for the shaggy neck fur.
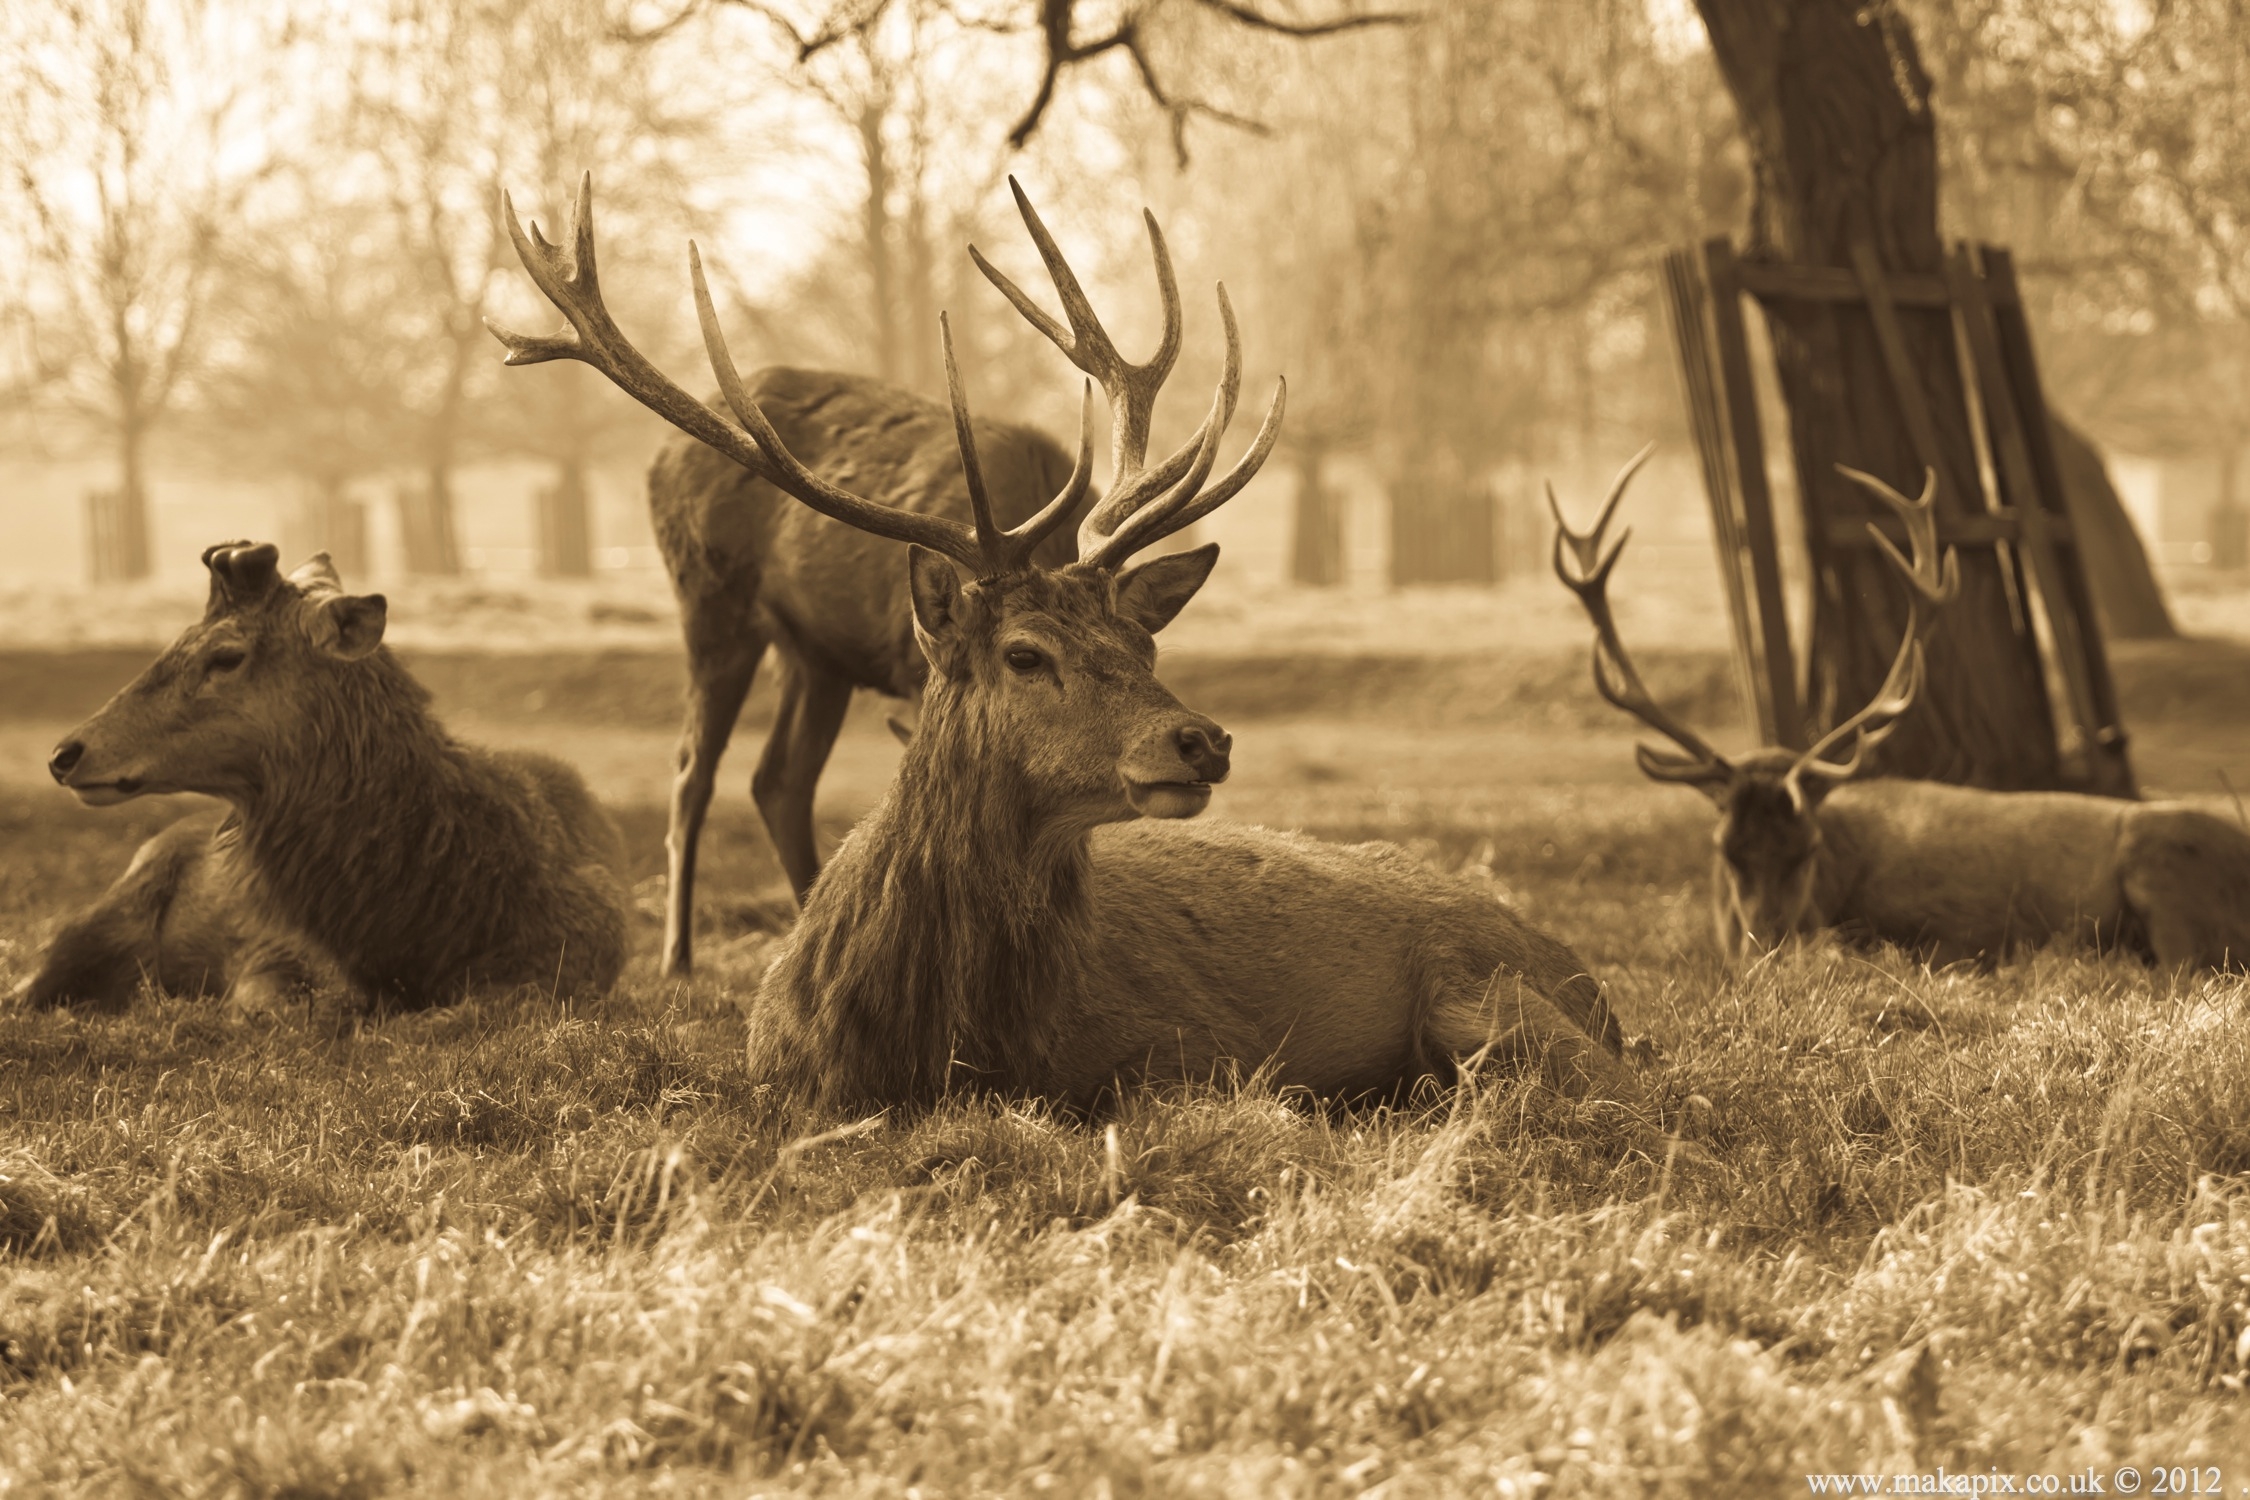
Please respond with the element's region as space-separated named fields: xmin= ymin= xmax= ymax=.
xmin=233 ymin=648 xmax=543 ymax=1001
xmin=757 ymin=674 xmax=1099 ymax=1111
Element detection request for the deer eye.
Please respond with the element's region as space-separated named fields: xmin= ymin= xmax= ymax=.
xmin=206 ymin=648 xmax=246 ymax=675
xmin=1003 ymin=646 xmax=1048 ymax=675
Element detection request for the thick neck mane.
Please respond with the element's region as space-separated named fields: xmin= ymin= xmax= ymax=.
xmin=231 ymin=649 xmax=519 ymax=998
xmin=757 ymin=678 xmax=1097 ymax=1110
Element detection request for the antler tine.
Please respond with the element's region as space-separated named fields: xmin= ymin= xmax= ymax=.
xmin=1548 ymin=450 xmax=1730 ymax=777
xmin=1786 ymin=463 xmax=1960 ymax=789
xmin=493 ymin=176 xmax=994 ymax=572
xmin=1791 ymin=628 xmax=1924 ymax=784
xmin=939 ymin=313 xmax=1005 ymax=574
xmin=1080 ymin=281 xmax=1286 ymax=567
xmin=991 ymin=382 xmax=1097 ymax=572
xmin=1835 ymin=463 xmax=1960 ymax=608
xmin=968 ymin=179 xmax=1182 ymax=471
xmin=1092 ymin=374 xmax=1288 ymax=566
xmin=685 ymin=245 xmax=988 ymax=571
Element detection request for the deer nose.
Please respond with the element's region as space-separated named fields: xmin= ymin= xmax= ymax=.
xmin=1176 ymin=720 xmax=1231 ymax=783
xmin=48 ymin=740 xmax=85 ymax=783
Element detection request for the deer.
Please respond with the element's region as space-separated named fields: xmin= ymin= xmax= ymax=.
xmin=628 ymin=188 xmax=1138 ymax=977
xmin=1551 ymin=449 xmax=2250 ymax=971
xmin=14 ymin=544 xmax=630 ymax=1012
xmin=490 ymin=177 xmax=1649 ymax=1114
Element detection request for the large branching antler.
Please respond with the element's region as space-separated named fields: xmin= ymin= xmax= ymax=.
xmin=485 ymin=174 xmax=1094 ymax=578
xmin=1788 ymin=465 xmax=1961 ymax=788
xmin=969 ymin=177 xmax=1286 ymax=570
xmin=1548 ymin=444 xmax=1733 ymax=786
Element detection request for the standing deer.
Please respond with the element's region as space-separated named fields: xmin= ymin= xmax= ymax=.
xmin=16 ymin=545 xmax=629 ymax=1010
xmin=622 ymin=182 xmax=1140 ymax=976
xmin=1552 ymin=451 xmax=2250 ymax=970
xmin=492 ymin=178 xmax=1646 ymax=1112
xmin=646 ymin=360 xmax=1083 ymax=972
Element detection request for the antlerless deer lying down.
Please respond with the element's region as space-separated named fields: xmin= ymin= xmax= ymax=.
xmin=1553 ymin=450 xmax=2250 ymax=970
xmin=491 ymin=175 xmax=1647 ymax=1112
xmin=15 ymin=546 xmax=630 ymax=1010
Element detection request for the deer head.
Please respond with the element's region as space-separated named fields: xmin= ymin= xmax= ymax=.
xmin=47 ymin=543 xmax=389 ymax=805
xmin=488 ymin=175 xmax=1281 ymax=827
xmin=1550 ymin=452 xmax=1959 ymax=959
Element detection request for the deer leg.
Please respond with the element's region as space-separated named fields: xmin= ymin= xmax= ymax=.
xmin=1425 ymin=970 xmax=1651 ymax=1111
xmin=664 ymin=627 xmax=767 ymax=977
xmin=751 ymin=655 xmax=854 ymax=902
xmin=13 ymin=814 xmax=217 ymax=1009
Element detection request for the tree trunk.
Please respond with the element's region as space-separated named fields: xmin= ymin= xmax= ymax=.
xmin=2212 ymin=445 xmax=2247 ymax=573
xmin=1290 ymin=446 xmax=1347 ymax=587
xmin=291 ymin=477 xmax=369 ymax=581
xmin=859 ymin=101 xmax=902 ymax=387
xmin=401 ymin=469 xmax=462 ymax=575
xmin=406 ymin=315 xmax=472 ymax=577
xmin=538 ymin=461 xmax=595 ymax=578
xmin=2048 ymin=415 xmax=2176 ymax=638
xmin=93 ymin=411 xmax=155 ymax=582
xmin=1388 ymin=459 xmax=1497 ymax=587
xmin=1694 ymin=0 xmax=2060 ymax=787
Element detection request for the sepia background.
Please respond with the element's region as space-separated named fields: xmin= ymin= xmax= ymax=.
xmin=10 ymin=1 xmax=2250 ymax=1488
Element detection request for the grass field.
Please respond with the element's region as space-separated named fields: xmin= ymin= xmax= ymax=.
xmin=7 ymin=632 xmax=2250 ymax=1495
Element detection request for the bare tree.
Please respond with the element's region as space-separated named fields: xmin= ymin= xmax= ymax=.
xmin=338 ymin=0 xmax=705 ymax=576
xmin=478 ymin=0 xmax=706 ymax=575
xmin=1375 ymin=0 xmax=1730 ymax=585
xmin=199 ymin=185 xmax=417 ymax=579
xmin=632 ymin=0 xmax=1409 ymax=164
xmin=0 ymin=0 xmax=277 ymax=580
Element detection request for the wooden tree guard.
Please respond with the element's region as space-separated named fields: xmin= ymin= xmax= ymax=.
xmin=1660 ymin=236 xmax=2135 ymax=797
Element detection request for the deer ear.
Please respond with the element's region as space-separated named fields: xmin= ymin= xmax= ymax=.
xmin=309 ymin=592 xmax=387 ymax=659
xmin=907 ymin=546 xmax=965 ymax=672
xmin=1114 ymin=542 xmax=1219 ymax=634
xmin=288 ymin=551 xmax=344 ymax=592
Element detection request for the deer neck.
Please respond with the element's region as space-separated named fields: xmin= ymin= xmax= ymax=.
xmin=230 ymin=654 xmax=465 ymax=988
xmin=759 ymin=686 xmax=1097 ymax=1109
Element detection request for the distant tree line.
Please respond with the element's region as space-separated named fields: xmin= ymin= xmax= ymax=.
xmin=0 ymin=0 xmax=2243 ymax=597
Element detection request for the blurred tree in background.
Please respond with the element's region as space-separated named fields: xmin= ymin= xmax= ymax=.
xmin=0 ymin=0 xmax=287 ymax=581
xmin=0 ymin=0 xmax=2244 ymax=601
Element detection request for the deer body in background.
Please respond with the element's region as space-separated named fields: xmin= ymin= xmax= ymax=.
xmin=493 ymin=176 xmax=1645 ymax=1113
xmin=650 ymin=364 xmax=1084 ymax=973
xmin=17 ymin=544 xmax=629 ymax=1010
xmin=1553 ymin=455 xmax=2250 ymax=971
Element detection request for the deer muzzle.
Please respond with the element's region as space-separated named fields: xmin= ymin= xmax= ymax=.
xmin=49 ymin=736 xmax=147 ymax=805
xmin=1123 ymin=713 xmax=1231 ymax=819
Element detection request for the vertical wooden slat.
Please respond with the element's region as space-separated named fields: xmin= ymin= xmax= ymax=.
xmin=1846 ymin=241 xmax=1952 ymax=491
xmin=1971 ymin=244 xmax=2136 ymax=797
xmin=1663 ymin=249 xmax=1774 ymax=745
xmin=1702 ymin=238 xmax=1804 ymax=748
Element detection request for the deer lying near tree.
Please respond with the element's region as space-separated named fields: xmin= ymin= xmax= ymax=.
xmin=15 ymin=544 xmax=629 ymax=1011
xmin=1552 ymin=451 xmax=2250 ymax=970
xmin=492 ymin=177 xmax=1646 ymax=1112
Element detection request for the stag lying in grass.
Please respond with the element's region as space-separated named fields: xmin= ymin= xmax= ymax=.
xmin=15 ymin=546 xmax=629 ymax=1011
xmin=492 ymin=177 xmax=1647 ymax=1113
xmin=1553 ymin=452 xmax=2250 ymax=970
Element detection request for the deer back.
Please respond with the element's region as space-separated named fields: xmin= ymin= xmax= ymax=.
xmin=1814 ymin=778 xmax=2133 ymax=957
xmin=1058 ymin=822 xmax=1622 ymax=1104
xmin=648 ymin=366 xmax=1084 ymax=696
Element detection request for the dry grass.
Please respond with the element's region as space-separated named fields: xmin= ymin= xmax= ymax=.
xmin=5 ymin=782 xmax=2250 ymax=1496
